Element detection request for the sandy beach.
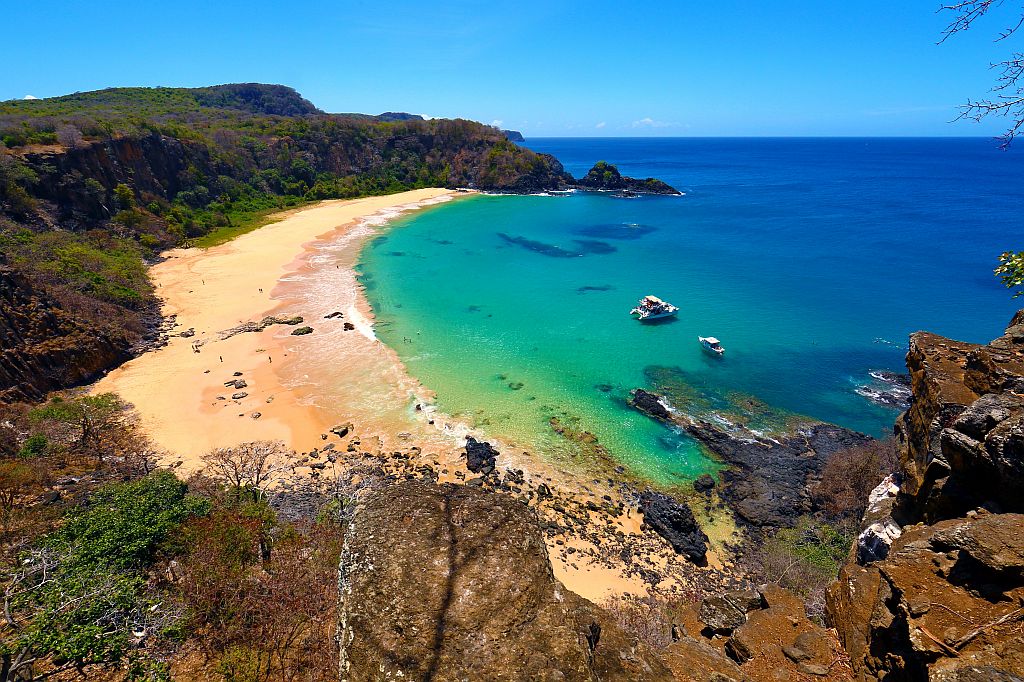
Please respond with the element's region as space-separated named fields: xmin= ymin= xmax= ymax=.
xmin=93 ymin=189 xmax=462 ymax=469
xmin=93 ymin=187 xmax=733 ymax=606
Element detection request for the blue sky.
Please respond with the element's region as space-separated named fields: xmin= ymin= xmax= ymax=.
xmin=3 ymin=0 xmax=1019 ymax=137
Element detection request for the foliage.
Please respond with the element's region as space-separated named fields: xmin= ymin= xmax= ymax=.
xmin=996 ymin=250 xmax=1024 ymax=297
xmin=3 ymin=472 xmax=209 ymax=677
xmin=751 ymin=516 xmax=853 ymax=622
xmin=813 ymin=438 xmax=897 ymax=522
xmin=29 ymin=393 xmax=127 ymax=460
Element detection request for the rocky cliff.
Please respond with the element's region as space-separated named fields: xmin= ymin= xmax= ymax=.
xmin=0 ymin=264 xmax=130 ymax=403
xmin=827 ymin=311 xmax=1024 ymax=681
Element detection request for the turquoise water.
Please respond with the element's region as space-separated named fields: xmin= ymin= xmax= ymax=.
xmin=359 ymin=138 xmax=1023 ymax=485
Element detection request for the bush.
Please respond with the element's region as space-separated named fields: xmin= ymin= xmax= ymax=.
xmin=813 ymin=438 xmax=897 ymax=522
xmin=4 ymin=472 xmax=209 ymax=677
xmin=751 ymin=516 xmax=853 ymax=622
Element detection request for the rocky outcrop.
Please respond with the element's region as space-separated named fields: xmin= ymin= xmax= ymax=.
xmin=894 ymin=311 xmax=1024 ymax=523
xmin=629 ymin=387 xmax=871 ymax=529
xmin=828 ymin=511 xmax=1024 ymax=681
xmin=0 ymin=265 xmax=130 ymax=403
xmin=827 ymin=310 xmax=1024 ymax=681
xmin=574 ymin=161 xmax=682 ymax=195
xmin=337 ymin=481 xmax=673 ymax=681
xmin=638 ymin=490 xmax=709 ymax=564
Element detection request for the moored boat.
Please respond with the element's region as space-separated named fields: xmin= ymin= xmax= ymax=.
xmin=699 ymin=336 xmax=724 ymax=356
xmin=630 ymin=295 xmax=679 ymax=321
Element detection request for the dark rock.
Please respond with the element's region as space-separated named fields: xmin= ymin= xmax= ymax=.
xmin=464 ymin=436 xmax=498 ymax=474
xmin=330 ymin=422 xmax=354 ymax=439
xmin=694 ymin=473 xmax=716 ymax=493
xmin=638 ymin=490 xmax=708 ymax=563
xmin=343 ymin=322 xmax=355 ymax=331
xmin=629 ymin=388 xmax=672 ymax=421
xmin=291 ymin=326 xmax=313 ymax=335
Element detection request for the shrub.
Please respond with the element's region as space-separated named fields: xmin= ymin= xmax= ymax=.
xmin=813 ymin=438 xmax=897 ymax=522
xmin=4 ymin=472 xmax=209 ymax=677
xmin=751 ymin=516 xmax=853 ymax=622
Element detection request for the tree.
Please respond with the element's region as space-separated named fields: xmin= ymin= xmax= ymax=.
xmin=996 ymin=250 xmax=1024 ymax=296
xmin=201 ymin=440 xmax=290 ymax=494
xmin=29 ymin=393 xmax=125 ymax=462
xmin=941 ymin=2 xmax=1024 ymax=147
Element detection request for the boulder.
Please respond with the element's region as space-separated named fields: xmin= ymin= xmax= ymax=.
xmin=638 ymin=490 xmax=708 ymax=564
xmin=698 ymin=589 xmax=764 ymax=634
xmin=694 ymin=473 xmax=716 ymax=493
xmin=464 ymin=436 xmax=498 ymax=475
xmin=337 ymin=481 xmax=673 ymax=681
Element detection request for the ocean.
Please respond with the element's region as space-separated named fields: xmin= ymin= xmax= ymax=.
xmin=357 ymin=138 xmax=1024 ymax=486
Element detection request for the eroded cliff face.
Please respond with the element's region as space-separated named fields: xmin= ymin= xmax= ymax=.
xmin=0 ymin=266 xmax=130 ymax=403
xmin=828 ymin=311 xmax=1024 ymax=681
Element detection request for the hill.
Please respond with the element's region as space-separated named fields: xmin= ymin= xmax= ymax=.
xmin=0 ymin=83 xmax=574 ymax=399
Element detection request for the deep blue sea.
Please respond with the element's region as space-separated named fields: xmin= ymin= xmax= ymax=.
xmin=359 ymin=138 xmax=1024 ymax=485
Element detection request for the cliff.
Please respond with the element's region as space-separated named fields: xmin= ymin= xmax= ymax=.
xmin=827 ymin=311 xmax=1024 ymax=681
xmin=0 ymin=263 xmax=131 ymax=403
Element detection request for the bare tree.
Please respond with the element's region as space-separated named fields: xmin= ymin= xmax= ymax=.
xmin=940 ymin=2 xmax=1024 ymax=147
xmin=201 ymin=440 xmax=291 ymax=493
xmin=55 ymin=124 xmax=83 ymax=150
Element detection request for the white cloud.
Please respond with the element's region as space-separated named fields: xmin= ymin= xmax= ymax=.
xmin=420 ymin=113 xmax=435 ymax=120
xmin=595 ymin=121 xmax=606 ymax=129
xmin=631 ymin=116 xmax=677 ymax=129
xmin=491 ymin=119 xmax=503 ymax=127
xmin=23 ymin=95 xmax=38 ymax=100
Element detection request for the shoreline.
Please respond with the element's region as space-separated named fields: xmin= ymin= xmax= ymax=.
xmin=93 ymin=187 xmax=740 ymax=605
xmin=93 ymin=189 xmax=462 ymax=469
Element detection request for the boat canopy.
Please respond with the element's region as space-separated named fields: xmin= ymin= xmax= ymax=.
xmin=642 ymin=295 xmax=665 ymax=304
xmin=704 ymin=337 xmax=721 ymax=345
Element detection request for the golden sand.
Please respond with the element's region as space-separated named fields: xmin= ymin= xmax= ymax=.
xmin=93 ymin=189 xmax=460 ymax=470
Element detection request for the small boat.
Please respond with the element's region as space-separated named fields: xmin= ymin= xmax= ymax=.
xmin=699 ymin=336 xmax=725 ymax=356
xmin=630 ymin=295 xmax=679 ymax=321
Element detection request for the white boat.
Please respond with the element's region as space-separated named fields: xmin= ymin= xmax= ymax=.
xmin=630 ymin=295 xmax=679 ymax=321
xmin=699 ymin=336 xmax=725 ymax=356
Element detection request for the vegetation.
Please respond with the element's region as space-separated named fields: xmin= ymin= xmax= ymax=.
xmin=812 ymin=438 xmax=897 ymax=522
xmin=0 ymin=397 xmax=348 ymax=681
xmin=0 ymin=84 xmax=566 ymax=390
xmin=996 ymin=250 xmax=1024 ymax=297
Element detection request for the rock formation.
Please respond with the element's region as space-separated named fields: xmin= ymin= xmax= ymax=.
xmin=0 ymin=265 xmax=130 ymax=402
xmin=574 ymin=161 xmax=682 ymax=195
xmin=629 ymin=388 xmax=871 ymax=529
xmin=337 ymin=481 xmax=674 ymax=681
xmin=638 ymin=490 xmax=709 ymax=564
xmin=827 ymin=311 xmax=1024 ymax=681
